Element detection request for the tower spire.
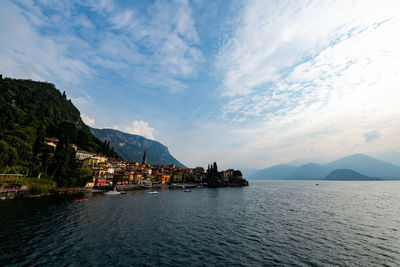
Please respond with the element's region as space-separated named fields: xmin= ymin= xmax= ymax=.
xmin=142 ymin=150 xmax=147 ymax=164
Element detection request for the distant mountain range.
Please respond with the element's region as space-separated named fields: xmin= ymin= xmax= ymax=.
xmin=90 ymin=127 xmax=186 ymax=168
xmin=249 ymin=154 xmax=400 ymax=180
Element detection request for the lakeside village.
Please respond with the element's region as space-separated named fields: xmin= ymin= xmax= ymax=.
xmin=54 ymin=138 xmax=248 ymax=189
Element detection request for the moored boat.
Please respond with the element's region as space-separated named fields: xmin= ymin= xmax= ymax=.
xmin=104 ymin=187 xmax=121 ymax=195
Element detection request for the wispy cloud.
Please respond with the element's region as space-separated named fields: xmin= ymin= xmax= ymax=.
xmin=213 ymin=0 xmax=400 ymax=167
xmin=0 ymin=1 xmax=92 ymax=83
xmin=0 ymin=0 xmax=202 ymax=93
xmin=217 ymin=0 xmax=399 ymax=97
xmin=93 ymin=0 xmax=202 ymax=92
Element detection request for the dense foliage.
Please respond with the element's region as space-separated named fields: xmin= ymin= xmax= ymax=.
xmin=0 ymin=76 xmax=121 ymax=186
xmin=206 ymin=162 xmax=247 ymax=187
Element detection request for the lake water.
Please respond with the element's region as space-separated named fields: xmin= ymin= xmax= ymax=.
xmin=1 ymin=181 xmax=400 ymax=266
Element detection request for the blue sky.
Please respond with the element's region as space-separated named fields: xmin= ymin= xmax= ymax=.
xmin=1 ymin=0 xmax=400 ymax=169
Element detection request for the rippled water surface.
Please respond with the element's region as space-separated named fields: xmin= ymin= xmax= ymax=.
xmin=1 ymin=181 xmax=400 ymax=266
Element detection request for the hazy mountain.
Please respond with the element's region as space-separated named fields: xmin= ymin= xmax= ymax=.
xmin=252 ymin=153 xmax=400 ymax=180
xmin=289 ymin=163 xmax=329 ymax=180
xmin=375 ymin=151 xmax=400 ymax=167
xmin=325 ymin=153 xmax=400 ymax=178
xmin=325 ymin=169 xmax=382 ymax=181
xmin=90 ymin=127 xmax=186 ymax=168
xmin=249 ymin=164 xmax=297 ymax=180
xmin=241 ymin=168 xmax=259 ymax=179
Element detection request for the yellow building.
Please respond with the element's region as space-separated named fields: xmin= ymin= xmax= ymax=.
xmin=172 ymin=173 xmax=183 ymax=182
xmin=161 ymin=174 xmax=171 ymax=184
xmin=82 ymin=157 xmax=99 ymax=168
xmin=85 ymin=180 xmax=94 ymax=188
xmin=94 ymin=155 xmax=107 ymax=163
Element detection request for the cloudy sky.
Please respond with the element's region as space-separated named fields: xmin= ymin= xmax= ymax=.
xmin=1 ymin=0 xmax=400 ymax=169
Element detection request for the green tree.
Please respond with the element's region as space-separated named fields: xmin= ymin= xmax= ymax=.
xmin=0 ymin=140 xmax=18 ymax=172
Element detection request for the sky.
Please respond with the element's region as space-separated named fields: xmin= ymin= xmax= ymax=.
xmin=1 ymin=0 xmax=400 ymax=169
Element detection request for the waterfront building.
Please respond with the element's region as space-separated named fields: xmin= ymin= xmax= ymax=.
xmin=85 ymin=180 xmax=94 ymax=188
xmin=172 ymin=173 xmax=183 ymax=182
xmin=161 ymin=173 xmax=171 ymax=184
xmin=94 ymin=177 xmax=107 ymax=186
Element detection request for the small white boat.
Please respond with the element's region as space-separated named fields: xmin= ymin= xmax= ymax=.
xmin=103 ymin=190 xmax=121 ymax=195
xmin=103 ymin=187 xmax=121 ymax=195
xmin=148 ymin=191 xmax=159 ymax=194
xmin=184 ymin=189 xmax=192 ymax=192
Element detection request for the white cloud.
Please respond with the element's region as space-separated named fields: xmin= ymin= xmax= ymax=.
xmin=98 ymin=0 xmax=202 ymax=93
xmin=0 ymin=0 xmax=202 ymax=94
xmin=81 ymin=114 xmax=95 ymax=127
xmin=70 ymin=93 xmax=92 ymax=107
xmin=0 ymin=1 xmax=92 ymax=84
xmin=123 ymin=120 xmax=155 ymax=140
xmin=217 ymin=0 xmax=399 ymax=97
xmin=213 ymin=0 xmax=400 ymax=167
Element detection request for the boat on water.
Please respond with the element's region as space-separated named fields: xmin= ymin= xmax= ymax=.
xmin=148 ymin=191 xmax=159 ymax=194
xmin=104 ymin=190 xmax=121 ymax=195
xmin=184 ymin=189 xmax=192 ymax=192
xmin=103 ymin=187 xmax=121 ymax=195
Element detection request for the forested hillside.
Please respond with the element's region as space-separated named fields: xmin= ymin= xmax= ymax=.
xmin=0 ymin=75 xmax=120 ymax=186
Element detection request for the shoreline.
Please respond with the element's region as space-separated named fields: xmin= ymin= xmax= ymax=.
xmin=0 ymin=182 xmax=248 ymax=200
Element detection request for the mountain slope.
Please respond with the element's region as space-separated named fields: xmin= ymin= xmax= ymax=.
xmin=90 ymin=127 xmax=186 ymax=168
xmin=289 ymin=163 xmax=329 ymax=180
xmin=326 ymin=153 xmax=400 ymax=178
xmin=241 ymin=168 xmax=259 ymax=179
xmin=249 ymin=164 xmax=297 ymax=180
xmin=253 ymin=153 xmax=400 ymax=180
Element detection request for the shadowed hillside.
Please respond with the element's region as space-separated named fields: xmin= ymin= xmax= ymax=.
xmin=90 ymin=127 xmax=186 ymax=168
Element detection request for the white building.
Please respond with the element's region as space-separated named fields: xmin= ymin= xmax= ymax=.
xmin=76 ymin=150 xmax=94 ymax=160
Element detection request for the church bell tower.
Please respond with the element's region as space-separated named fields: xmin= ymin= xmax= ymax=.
xmin=142 ymin=150 xmax=147 ymax=164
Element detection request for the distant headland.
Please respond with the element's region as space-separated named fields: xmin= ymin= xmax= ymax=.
xmin=324 ymin=169 xmax=382 ymax=181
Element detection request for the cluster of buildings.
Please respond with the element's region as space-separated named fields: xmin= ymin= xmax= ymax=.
xmin=76 ymin=149 xmax=207 ymax=187
xmin=44 ymin=137 xmax=244 ymax=187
